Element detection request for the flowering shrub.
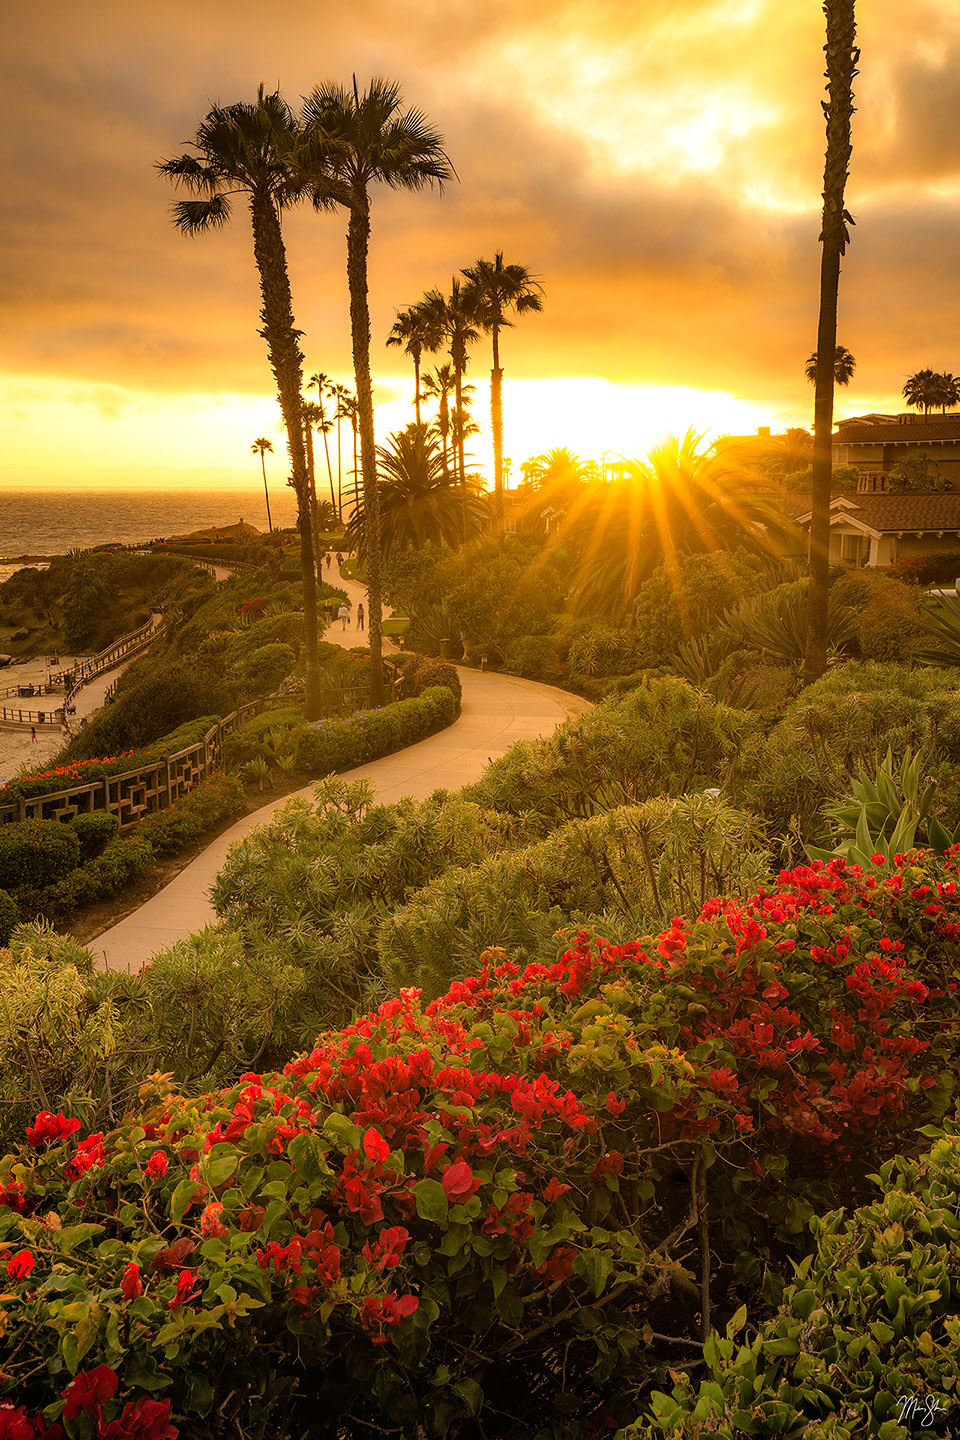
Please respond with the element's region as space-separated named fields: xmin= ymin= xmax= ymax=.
xmin=0 ymin=753 xmax=137 ymax=804
xmin=0 ymin=852 xmax=958 ymax=1435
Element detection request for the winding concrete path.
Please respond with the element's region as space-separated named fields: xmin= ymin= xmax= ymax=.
xmin=89 ymin=628 xmax=588 ymax=974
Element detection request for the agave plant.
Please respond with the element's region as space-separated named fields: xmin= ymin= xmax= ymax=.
xmin=724 ymin=579 xmax=857 ymax=663
xmin=915 ymin=590 xmax=960 ymax=668
xmin=807 ymin=744 xmax=960 ymax=867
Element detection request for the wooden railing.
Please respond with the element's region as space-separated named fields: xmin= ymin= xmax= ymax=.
xmin=0 ymin=662 xmax=408 ymax=828
xmin=64 ymin=616 xmax=164 ymax=707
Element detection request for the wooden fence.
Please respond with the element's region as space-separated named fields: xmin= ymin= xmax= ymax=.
xmin=0 ymin=663 xmax=407 ymax=829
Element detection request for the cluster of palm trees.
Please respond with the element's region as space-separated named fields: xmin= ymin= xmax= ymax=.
xmin=160 ymin=78 xmax=453 ymax=715
xmin=902 ymin=370 xmax=960 ymax=416
xmin=387 ymin=253 xmax=544 ymax=526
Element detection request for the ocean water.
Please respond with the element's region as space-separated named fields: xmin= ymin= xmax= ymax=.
xmin=0 ymin=489 xmax=299 ymax=577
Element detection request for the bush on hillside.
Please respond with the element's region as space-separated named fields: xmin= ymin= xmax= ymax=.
xmin=393 ymin=654 xmax=463 ymax=709
xmin=294 ymin=687 xmax=456 ymax=776
xmin=735 ymin=661 xmax=960 ymax=845
xmin=832 ymin=567 xmax=924 ymax=661
xmin=0 ymin=819 xmax=80 ymax=892
xmin=69 ymin=811 xmax=120 ymax=862
xmin=463 ymin=676 xmax=757 ymax=833
xmin=59 ymin=666 xmax=233 ymax=762
xmin=0 ymin=888 xmax=19 ymax=945
xmin=378 ymin=794 xmax=771 ymax=1000
xmin=234 ymin=642 xmax=297 ymax=694
xmin=221 ymin=706 xmax=305 ymax=770
xmin=0 ymin=852 xmax=958 ymax=1435
xmin=630 ymin=551 xmax=761 ymax=670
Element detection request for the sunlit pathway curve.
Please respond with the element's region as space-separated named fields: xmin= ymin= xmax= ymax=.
xmin=90 ymin=661 xmax=589 ymax=974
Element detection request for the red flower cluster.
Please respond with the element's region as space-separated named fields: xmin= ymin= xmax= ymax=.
xmin=359 ymin=1291 xmax=419 ymax=1345
xmin=26 ymin=1112 xmax=80 ymax=1147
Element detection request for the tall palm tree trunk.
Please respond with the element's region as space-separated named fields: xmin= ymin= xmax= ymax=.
xmin=320 ymin=422 xmax=337 ymax=516
xmin=250 ymin=193 xmax=321 ymax=719
xmin=803 ymin=0 xmax=858 ymax=687
xmin=490 ymin=322 xmax=504 ymax=532
xmin=454 ymin=362 xmax=469 ymax=542
xmin=414 ymin=353 xmax=422 ymax=427
xmin=336 ymin=409 xmax=343 ymax=520
xmin=346 ymin=196 xmax=385 ymax=706
xmin=303 ymin=420 xmax=324 ymax=579
xmin=259 ymin=451 xmax=273 ymax=532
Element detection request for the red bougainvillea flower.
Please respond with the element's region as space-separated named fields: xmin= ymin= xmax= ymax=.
xmin=143 ymin=1151 xmax=169 ymax=1179
xmin=120 ymin=1261 xmax=143 ymax=1300
xmin=362 ymin=1226 xmax=410 ymax=1272
xmin=0 ymin=1405 xmax=35 ymax=1440
xmin=441 ymin=1159 xmax=481 ymax=1202
xmin=6 ymin=1250 xmax=34 ymax=1282
xmin=26 ymin=1111 xmax=81 ymax=1147
xmin=99 ymin=1397 xmax=178 ymax=1440
xmin=605 ymin=1092 xmax=626 ymax=1117
xmin=360 ymin=1292 xmax=419 ymax=1344
xmin=543 ymin=1178 xmax=571 ymax=1203
xmin=62 ymin=1365 xmax=119 ymax=1419
xmin=64 ymin=1132 xmax=105 ymax=1181
xmin=0 ymin=1182 xmax=26 ymax=1214
xmin=362 ymin=1127 xmax=390 ymax=1161
xmin=200 ymin=1202 xmax=227 ymax=1239
xmin=167 ymin=1269 xmax=201 ymax=1309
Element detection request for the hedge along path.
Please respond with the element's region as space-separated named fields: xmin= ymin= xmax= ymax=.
xmin=91 ymin=561 xmax=590 ymax=973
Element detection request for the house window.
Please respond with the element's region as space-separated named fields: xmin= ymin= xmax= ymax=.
xmin=840 ymin=533 xmax=864 ymax=564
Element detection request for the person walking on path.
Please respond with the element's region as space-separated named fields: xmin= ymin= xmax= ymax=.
xmin=30 ymin=726 xmax=36 ymax=742
xmin=336 ymin=552 xmax=343 ymax=568
xmin=325 ymin=553 xmax=332 ymax=571
xmin=338 ymin=603 xmax=350 ymax=631
xmin=357 ymin=602 xmax=365 ymax=631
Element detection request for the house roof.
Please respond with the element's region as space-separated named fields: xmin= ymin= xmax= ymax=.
xmin=835 ymin=418 xmax=960 ymax=445
xmin=795 ymin=491 xmax=960 ymax=535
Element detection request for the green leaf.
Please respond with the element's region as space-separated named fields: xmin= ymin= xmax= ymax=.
xmin=451 ymin=1379 xmax=483 ymax=1417
xmin=184 ymin=1373 xmax=215 ymax=1416
xmin=59 ymin=1224 xmax=105 ymax=1255
xmin=170 ymin=1177 xmax=198 ymax=1225
xmin=726 ymin=1303 xmax=748 ymax=1336
xmin=414 ymin=1179 xmax=449 ymax=1224
xmin=574 ymin=1248 xmax=613 ymax=1297
xmin=204 ymin=1152 xmax=238 ymax=1189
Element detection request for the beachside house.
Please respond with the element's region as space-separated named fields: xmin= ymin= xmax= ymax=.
xmin=793 ymin=490 xmax=960 ymax=567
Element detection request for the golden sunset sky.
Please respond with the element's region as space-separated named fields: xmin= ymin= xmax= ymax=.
xmin=1 ymin=0 xmax=958 ymax=492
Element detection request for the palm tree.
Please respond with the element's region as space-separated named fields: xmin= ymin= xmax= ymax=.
xmin=803 ymin=0 xmax=859 ymax=687
xmin=160 ymin=87 xmax=323 ymax=718
xmin=345 ymin=423 xmax=483 ymax=562
xmin=339 ymin=390 xmax=360 ymax=516
xmin=418 ymin=281 xmax=480 ymax=544
xmin=332 ymin=382 xmax=353 ymax=509
xmin=301 ymin=400 xmax=327 ymax=575
xmin=251 ymin=437 xmax=274 ymax=531
xmin=462 ymin=251 xmax=544 ymax=528
xmin=804 ymin=344 xmax=856 ymax=386
xmin=301 ymin=76 xmax=453 ymax=707
xmin=421 ymin=364 xmax=456 ymax=480
xmin=307 ymin=372 xmax=338 ymax=516
xmin=902 ymin=369 xmax=953 ymax=416
xmin=386 ymin=306 xmax=442 ymax=425
xmin=937 ymin=373 xmax=960 ymax=414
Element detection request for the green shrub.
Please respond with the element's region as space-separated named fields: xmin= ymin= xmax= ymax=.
xmin=394 ymin=654 xmax=463 ymax=709
xmin=59 ymin=663 xmax=232 ymax=762
xmin=294 ymin=686 xmax=456 ymax=776
xmin=222 ymin=705 xmax=304 ymax=770
xmin=628 ymin=1118 xmax=960 ymax=1439
xmin=379 ymin=794 xmax=770 ymax=999
xmin=631 ymin=551 xmax=761 ymax=669
xmin=233 ymin=641 xmax=297 ymax=694
xmin=68 ymin=811 xmax=120 ymax=862
xmin=0 ymin=889 xmax=19 ymax=946
xmin=736 ymin=661 xmax=960 ymax=846
xmin=832 ymin=567 xmax=924 ymax=661
xmin=503 ymin=632 xmax=567 ymax=682
xmin=0 ymin=819 xmax=80 ymax=891
xmin=464 ymin=676 xmax=757 ymax=832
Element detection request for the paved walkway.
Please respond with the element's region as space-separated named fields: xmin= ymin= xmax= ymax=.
xmin=91 ymin=558 xmax=589 ymax=973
